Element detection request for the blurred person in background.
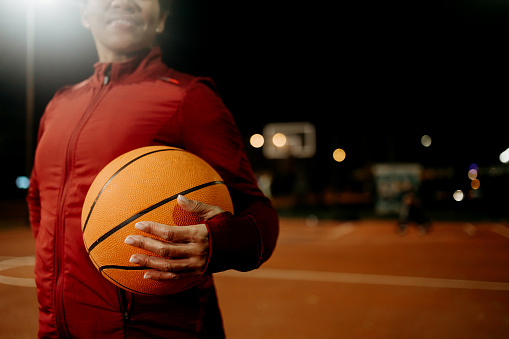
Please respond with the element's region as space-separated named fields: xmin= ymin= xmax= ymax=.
xmin=26 ymin=0 xmax=279 ymax=337
xmin=398 ymin=188 xmax=431 ymax=235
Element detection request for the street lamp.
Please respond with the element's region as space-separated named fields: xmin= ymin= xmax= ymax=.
xmin=0 ymin=0 xmax=66 ymax=179
xmin=23 ymin=0 xmax=80 ymax=176
xmin=25 ymin=0 xmax=36 ymax=176
xmin=25 ymin=0 xmax=60 ymax=175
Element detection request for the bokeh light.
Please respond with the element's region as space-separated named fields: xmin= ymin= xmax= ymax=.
xmin=333 ymin=148 xmax=346 ymax=162
xmin=272 ymin=133 xmax=287 ymax=147
xmin=421 ymin=135 xmax=432 ymax=147
xmin=453 ymin=190 xmax=464 ymax=202
xmin=468 ymin=169 xmax=477 ymax=180
xmin=15 ymin=176 xmax=30 ymax=189
xmin=250 ymin=134 xmax=264 ymax=148
xmin=500 ymin=148 xmax=509 ymax=163
xmin=471 ymin=179 xmax=480 ymax=190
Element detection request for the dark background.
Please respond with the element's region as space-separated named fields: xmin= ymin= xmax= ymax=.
xmin=1 ymin=0 xmax=508 ymax=218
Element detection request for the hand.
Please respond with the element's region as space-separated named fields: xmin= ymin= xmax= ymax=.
xmin=124 ymin=195 xmax=224 ymax=280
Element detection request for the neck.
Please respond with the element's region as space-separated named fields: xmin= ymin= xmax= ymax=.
xmin=96 ymin=44 xmax=152 ymax=63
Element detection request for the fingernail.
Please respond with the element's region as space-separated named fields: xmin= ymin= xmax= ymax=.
xmin=134 ymin=222 xmax=146 ymax=230
xmin=178 ymin=195 xmax=189 ymax=203
xmin=124 ymin=236 xmax=135 ymax=245
xmin=144 ymin=273 xmax=151 ymax=279
xmin=129 ymin=255 xmax=140 ymax=264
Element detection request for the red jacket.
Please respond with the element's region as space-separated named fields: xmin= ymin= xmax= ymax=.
xmin=27 ymin=47 xmax=279 ymax=338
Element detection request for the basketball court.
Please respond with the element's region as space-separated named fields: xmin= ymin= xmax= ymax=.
xmin=1 ymin=217 xmax=509 ymax=338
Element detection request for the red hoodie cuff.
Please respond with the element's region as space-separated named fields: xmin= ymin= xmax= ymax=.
xmin=201 ymin=212 xmax=262 ymax=275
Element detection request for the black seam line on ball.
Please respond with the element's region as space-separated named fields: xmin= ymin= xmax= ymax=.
xmin=82 ymin=148 xmax=184 ymax=235
xmin=86 ymin=180 xmax=225 ymax=253
xmin=100 ymin=268 xmax=153 ymax=295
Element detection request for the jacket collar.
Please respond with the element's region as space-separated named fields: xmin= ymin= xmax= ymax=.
xmin=92 ymin=46 xmax=165 ymax=85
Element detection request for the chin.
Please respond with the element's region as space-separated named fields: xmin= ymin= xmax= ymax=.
xmin=105 ymin=33 xmax=153 ymax=50
xmin=109 ymin=41 xmax=150 ymax=54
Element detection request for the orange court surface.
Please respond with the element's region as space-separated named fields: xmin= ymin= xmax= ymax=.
xmin=1 ymin=216 xmax=509 ymax=338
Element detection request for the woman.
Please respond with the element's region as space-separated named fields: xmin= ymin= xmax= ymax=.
xmin=27 ymin=0 xmax=279 ymax=337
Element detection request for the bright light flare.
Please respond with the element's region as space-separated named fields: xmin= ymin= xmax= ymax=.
xmin=500 ymin=148 xmax=509 ymax=163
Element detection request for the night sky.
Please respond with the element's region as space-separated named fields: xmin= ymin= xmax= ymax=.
xmin=1 ymin=0 xmax=508 ymax=213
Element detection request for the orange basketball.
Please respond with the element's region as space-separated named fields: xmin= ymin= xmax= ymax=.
xmin=81 ymin=146 xmax=234 ymax=295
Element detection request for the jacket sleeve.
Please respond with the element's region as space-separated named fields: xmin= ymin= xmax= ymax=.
xmin=27 ymin=169 xmax=41 ymax=239
xmin=157 ymin=79 xmax=279 ymax=274
xmin=26 ymin=114 xmax=46 ymax=239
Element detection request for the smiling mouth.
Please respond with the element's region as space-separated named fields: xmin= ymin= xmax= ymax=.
xmin=108 ymin=18 xmax=141 ymax=29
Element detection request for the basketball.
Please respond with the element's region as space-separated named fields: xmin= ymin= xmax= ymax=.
xmin=81 ymin=146 xmax=234 ymax=295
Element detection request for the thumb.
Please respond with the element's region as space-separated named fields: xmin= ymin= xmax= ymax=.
xmin=177 ymin=195 xmax=224 ymax=221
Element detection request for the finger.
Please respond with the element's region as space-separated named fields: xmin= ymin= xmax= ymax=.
xmin=129 ymin=253 xmax=205 ymax=273
xmin=134 ymin=221 xmax=200 ymax=243
xmin=143 ymin=269 xmax=203 ymax=281
xmin=125 ymin=235 xmax=200 ymax=258
xmin=177 ymin=195 xmax=224 ymax=220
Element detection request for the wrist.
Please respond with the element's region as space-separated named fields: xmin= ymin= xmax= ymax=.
xmin=202 ymin=212 xmax=262 ymax=275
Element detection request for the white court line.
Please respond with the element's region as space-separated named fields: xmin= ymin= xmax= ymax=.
xmin=328 ymin=222 xmax=355 ymax=239
xmin=492 ymin=224 xmax=509 ymax=239
xmin=0 ymin=256 xmax=36 ymax=287
xmin=218 ymin=268 xmax=509 ymax=291
xmin=462 ymin=223 xmax=477 ymax=237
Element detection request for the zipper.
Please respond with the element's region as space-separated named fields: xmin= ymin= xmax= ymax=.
xmin=53 ymin=65 xmax=112 ymax=337
xmin=118 ymin=287 xmax=131 ymax=334
xmin=104 ymin=69 xmax=111 ymax=85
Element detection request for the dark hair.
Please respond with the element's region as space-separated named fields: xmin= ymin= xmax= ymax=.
xmin=159 ymin=0 xmax=172 ymax=14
